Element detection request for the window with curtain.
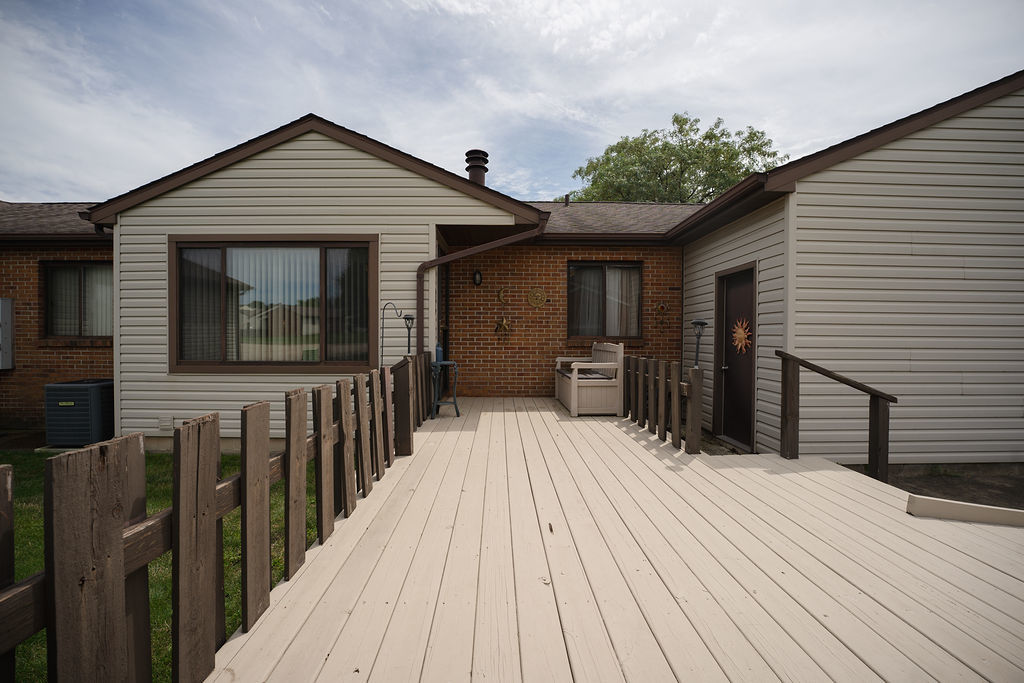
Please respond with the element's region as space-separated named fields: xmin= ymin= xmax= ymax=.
xmin=567 ymin=262 xmax=641 ymax=338
xmin=45 ymin=262 xmax=113 ymax=337
xmin=176 ymin=242 xmax=372 ymax=367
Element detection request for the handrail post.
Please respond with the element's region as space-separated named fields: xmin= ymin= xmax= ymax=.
xmin=868 ymin=396 xmax=891 ymax=483
xmin=685 ymin=367 xmax=703 ymax=454
xmin=780 ymin=355 xmax=800 ymax=459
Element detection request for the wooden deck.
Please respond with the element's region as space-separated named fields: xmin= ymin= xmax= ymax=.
xmin=210 ymin=397 xmax=1024 ymax=682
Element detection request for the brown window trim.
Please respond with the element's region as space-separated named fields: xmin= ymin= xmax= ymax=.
xmin=566 ymin=260 xmax=643 ymax=339
xmin=41 ymin=260 xmax=114 ymax=340
xmin=168 ymin=234 xmax=379 ymax=374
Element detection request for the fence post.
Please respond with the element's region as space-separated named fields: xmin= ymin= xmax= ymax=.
xmin=657 ymin=360 xmax=668 ymax=441
xmin=172 ymin=413 xmax=220 ymax=683
xmin=624 ymin=357 xmax=633 ymax=420
xmin=241 ymin=401 xmax=271 ymax=632
xmin=780 ymin=355 xmax=800 ymax=459
xmin=635 ymin=357 xmax=645 ymax=427
xmin=394 ymin=359 xmax=415 ymax=456
xmin=421 ymin=351 xmax=432 ymax=424
xmin=685 ymin=368 xmax=703 ymax=454
xmin=284 ymin=389 xmax=307 ymax=579
xmin=354 ymin=374 xmax=374 ymax=495
xmin=45 ymin=439 xmax=130 ymax=682
xmin=122 ymin=434 xmax=151 ymax=682
xmin=412 ymin=354 xmax=423 ymax=427
xmin=369 ymin=370 xmax=387 ymax=477
xmin=312 ymin=385 xmax=336 ymax=544
xmin=647 ymin=358 xmax=657 ymax=434
xmin=337 ymin=379 xmax=358 ymax=517
xmin=0 ymin=465 xmax=12 ymax=682
xmin=670 ymin=362 xmax=682 ymax=449
xmin=382 ymin=366 xmax=396 ymax=467
xmin=868 ymin=396 xmax=891 ymax=483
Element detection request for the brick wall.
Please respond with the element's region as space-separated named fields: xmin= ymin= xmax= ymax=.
xmin=0 ymin=245 xmax=114 ymax=429
xmin=446 ymin=245 xmax=683 ymax=396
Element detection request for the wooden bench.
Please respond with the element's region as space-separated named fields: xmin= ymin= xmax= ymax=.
xmin=555 ymin=342 xmax=624 ymax=417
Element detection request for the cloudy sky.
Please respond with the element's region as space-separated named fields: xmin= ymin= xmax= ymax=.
xmin=1 ymin=0 xmax=1022 ymax=203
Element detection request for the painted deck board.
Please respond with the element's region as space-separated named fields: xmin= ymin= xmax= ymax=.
xmin=209 ymin=398 xmax=1024 ymax=683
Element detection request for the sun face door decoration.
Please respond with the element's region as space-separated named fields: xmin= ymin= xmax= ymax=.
xmin=731 ymin=317 xmax=753 ymax=354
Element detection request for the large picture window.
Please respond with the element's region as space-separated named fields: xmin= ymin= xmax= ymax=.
xmin=45 ymin=262 xmax=113 ymax=337
xmin=171 ymin=237 xmax=377 ymax=372
xmin=567 ymin=262 xmax=641 ymax=338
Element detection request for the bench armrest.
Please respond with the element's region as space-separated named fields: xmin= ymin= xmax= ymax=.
xmin=570 ymin=361 xmax=619 ymax=370
xmin=555 ymin=356 xmax=592 ymax=369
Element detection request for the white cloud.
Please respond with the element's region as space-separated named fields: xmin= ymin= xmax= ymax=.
xmin=0 ymin=0 xmax=1022 ymax=202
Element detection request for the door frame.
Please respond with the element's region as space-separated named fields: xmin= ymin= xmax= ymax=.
xmin=713 ymin=261 xmax=758 ymax=451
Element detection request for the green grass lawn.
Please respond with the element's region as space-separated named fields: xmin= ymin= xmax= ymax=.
xmin=3 ymin=449 xmax=318 ymax=682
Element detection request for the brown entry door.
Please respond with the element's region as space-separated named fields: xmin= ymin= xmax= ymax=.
xmin=716 ymin=267 xmax=755 ymax=450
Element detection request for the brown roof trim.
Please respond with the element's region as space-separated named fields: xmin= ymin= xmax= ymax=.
xmin=765 ymin=68 xmax=1024 ymax=192
xmin=533 ymin=232 xmax=670 ymax=247
xmin=85 ymin=114 xmax=545 ymax=227
xmin=0 ymin=233 xmax=113 ymax=246
xmin=666 ymin=174 xmax=788 ymax=244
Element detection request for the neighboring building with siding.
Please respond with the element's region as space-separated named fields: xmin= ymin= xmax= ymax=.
xmin=0 ymin=202 xmax=113 ymax=429
xmin=669 ymin=69 xmax=1024 ymax=463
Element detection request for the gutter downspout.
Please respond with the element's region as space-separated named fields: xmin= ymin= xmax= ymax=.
xmin=415 ymin=213 xmax=549 ymax=354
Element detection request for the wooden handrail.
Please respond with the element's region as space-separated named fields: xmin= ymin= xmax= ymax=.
xmin=775 ymin=349 xmax=897 ymax=482
xmin=776 ymin=350 xmax=897 ymax=403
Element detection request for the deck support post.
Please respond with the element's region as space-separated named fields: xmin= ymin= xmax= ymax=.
xmin=670 ymin=362 xmax=682 ymax=449
xmin=685 ymin=368 xmax=703 ymax=454
xmin=868 ymin=395 xmax=891 ymax=483
xmin=780 ymin=355 xmax=800 ymax=459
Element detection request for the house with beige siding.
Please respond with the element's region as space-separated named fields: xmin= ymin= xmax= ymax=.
xmin=82 ymin=69 xmax=1022 ymax=464
xmin=83 ymin=116 xmax=549 ymax=447
xmin=668 ymin=69 xmax=1024 ymax=463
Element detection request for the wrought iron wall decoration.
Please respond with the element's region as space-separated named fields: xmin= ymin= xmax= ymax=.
xmin=495 ymin=316 xmax=512 ymax=339
xmin=528 ymin=287 xmax=547 ymax=308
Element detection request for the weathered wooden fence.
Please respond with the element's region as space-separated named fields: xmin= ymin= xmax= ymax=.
xmin=0 ymin=352 xmax=435 ymax=682
xmin=622 ymin=356 xmax=704 ymax=454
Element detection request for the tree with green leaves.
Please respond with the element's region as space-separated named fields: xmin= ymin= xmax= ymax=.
xmin=570 ymin=113 xmax=788 ymax=204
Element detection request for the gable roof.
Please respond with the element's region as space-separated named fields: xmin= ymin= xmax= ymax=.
xmin=84 ymin=114 xmax=547 ymax=227
xmin=0 ymin=202 xmax=107 ymax=242
xmin=667 ymin=68 xmax=1024 ymax=244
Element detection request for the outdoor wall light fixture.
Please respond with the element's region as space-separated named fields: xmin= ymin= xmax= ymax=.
xmin=472 ymin=270 xmax=483 ymax=286
xmin=403 ymin=314 xmax=415 ymax=354
xmin=691 ymin=319 xmax=708 ymax=368
xmin=381 ymin=303 xmax=417 ymax=366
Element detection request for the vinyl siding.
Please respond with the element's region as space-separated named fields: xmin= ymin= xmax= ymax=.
xmin=116 ymin=131 xmax=516 ymax=438
xmin=682 ymin=199 xmax=788 ymax=453
xmin=793 ymin=90 xmax=1024 ymax=463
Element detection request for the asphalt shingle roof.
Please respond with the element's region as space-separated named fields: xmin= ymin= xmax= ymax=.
xmin=528 ymin=201 xmax=703 ymax=235
xmin=0 ymin=202 xmax=98 ymax=235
